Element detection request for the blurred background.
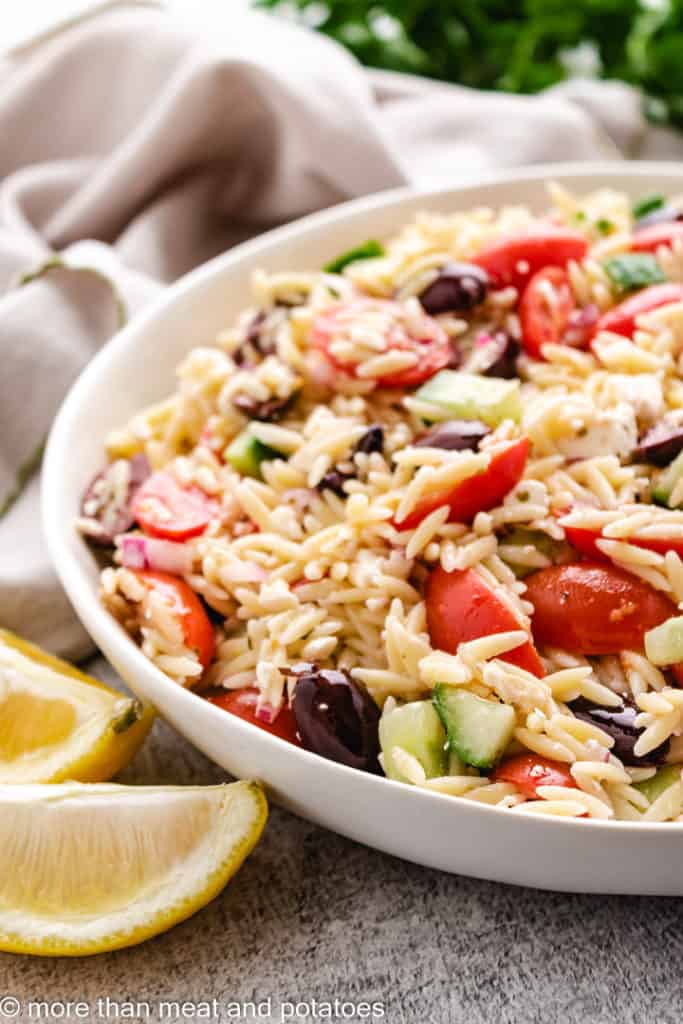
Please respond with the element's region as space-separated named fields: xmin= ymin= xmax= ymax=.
xmin=7 ymin=0 xmax=683 ymax=131
xmin=256 ymin=0 xmax=683 ymax=128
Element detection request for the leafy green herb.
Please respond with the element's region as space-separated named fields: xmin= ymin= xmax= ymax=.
xmin=633 ymin=194 xmax=666 ymax=219
xmin=324 ymin=239 xmax=385 ymax=274
xmin=596 ymin=218 xmax=614 ymax=235
xmin=603 ymin=253 xmax=666 ymax=292
xmin=255 ymin=1 xmax=683 ymax=130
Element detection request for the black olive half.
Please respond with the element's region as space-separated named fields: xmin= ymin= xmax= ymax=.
xmin=292 ymin=668 xmax=381 ymax=772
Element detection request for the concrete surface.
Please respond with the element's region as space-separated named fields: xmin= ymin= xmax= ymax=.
xmin=3 ymin=659 xmax=683 ymax=1024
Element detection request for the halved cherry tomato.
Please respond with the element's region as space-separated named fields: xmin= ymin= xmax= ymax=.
xmin=519 ymin=267 xmax=578 ymax=359
xmin=491 ymin=753 xmax=577 ymax=799
xmin=544 ymin=533 xmax=683 ymax=685
xmin=137 ymin=570 xmax=215 ymax=669
xmin=132 ymin=470 xmax=219 ymax=541
xmin=311 ymin=299 xmax=452 ymax=389
xmin=631 ymin=222 xmax=683 ymax=254
xmin=425 ymin=565 xmax=545 ymax=677
xmin=525 ymin=562 xmax=678 ymax=656
xmin=472 ymin=227 xmax=588 ymax=291
xmin=592 ymin=283 xmax=683 ymax=341
xmin=562 ymin=519 xmax=683 ymax=562
xmin=207 ymin=687 xmax=301 ymax=745
xmin=398 ymin=437 xmax=529 ymax=531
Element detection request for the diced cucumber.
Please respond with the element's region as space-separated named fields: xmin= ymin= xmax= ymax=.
xmin=432 ymin=685 xmax=515 ymax=769
xmin=653 ymin=450 xmax=683 ymax=507
xmin=415 ymin=371 xmax=521 ymax=427
xmin=603 ymin=253 xmax=665 ymax=293
xmin=225 ymin=428 xmax=281 ymax=479
xmin=324 ymin=239 xmax=385 ymax=274
xmin=379 ymin=700 xmax=447 ymax=781
xmin=634 ymin=765 xmax=681 ymax=806
xmin=632 ymin=194 xmax=665 ymax=220
xmin=644 ymin=615 xmax=683 ymax=666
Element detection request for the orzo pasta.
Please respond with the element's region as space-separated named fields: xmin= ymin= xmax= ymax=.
xmin=78 ymin=183 xmax=683 ymax=822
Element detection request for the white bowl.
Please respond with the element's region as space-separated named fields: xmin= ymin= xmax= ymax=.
xmin=44 ymin=162 xmax=683 ymax=894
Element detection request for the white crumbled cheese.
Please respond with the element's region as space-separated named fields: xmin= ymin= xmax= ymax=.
xmin=555 ymin=403 xmax=638 ymax=461
xmin=605 ymin=374 xmax=664 ymax=424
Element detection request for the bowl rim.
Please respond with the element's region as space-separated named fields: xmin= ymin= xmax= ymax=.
xmin=43 ymin=159 xmax=683 ymax=834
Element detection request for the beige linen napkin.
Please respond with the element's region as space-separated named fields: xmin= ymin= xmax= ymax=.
xmin=2 ymin=1 xmax=683 ymax=659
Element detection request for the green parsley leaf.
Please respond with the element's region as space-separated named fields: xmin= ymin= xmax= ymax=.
xmin=324 ymin=240 xmax=385 ymax=275
xmin=633 ymin=195 xmax=666 ymax=220
xmin=596 ymin=218 xmax=614 ymax=236
xmin=603 ymin=253 xmax=666 ymax=293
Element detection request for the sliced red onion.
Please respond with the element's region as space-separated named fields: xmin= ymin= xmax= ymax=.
xmin=562 ymin=304 xmax=600 ymax=347
xmin=117 ymin=534 xmax=193 ymax=575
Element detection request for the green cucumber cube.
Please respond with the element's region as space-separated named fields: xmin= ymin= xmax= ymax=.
xmin=379 ymin=700 xmax=447 ymax=781
xmin=324 ymin=239 xmax=385 ymax=274
xmin=225 ymin=429 xmax=281 ymax=479
xmin=634 ymin=765 xmax=681 ymax=806
xmin=432 ymin=685 xmax=515 ymax=769
xmin=644 ymin=615 xmax=683 ymax=666
xmin=415 ymin=371 xmax=521 ymax=427
xmin=653 ymin=450 xmax=683 ymax=507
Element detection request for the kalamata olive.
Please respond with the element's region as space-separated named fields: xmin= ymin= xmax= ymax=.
xmin=233 ymin=309 xmax=291 ymax=366
xmin=414 ymin=419 xmax=490 ymax=452
xmin=316 ymin=469 xmax=353 ymax=498
xmin=569 ymin=696 xmax=670 ymax=767
xmin=354 ymin=424 xmax=384 ymax=456
xmin=419 ymin=262 xmax=489 ymax=315
xmin=635 ymin=205 xmax=683 ymax=231
xmin=292 ymin=668 xmax=381 ymax=772
xmin=234 ymin=311 xmax=268 ymax=366
xmin=633 ymin=422 xmax=683 ymax=467
xmin=232 ymin=392 xmax=295 ymax=422
xmin=78 ymin=454 xmax=151 ymax=546
xmin=467 ymin=329 xmax=520 ymax=379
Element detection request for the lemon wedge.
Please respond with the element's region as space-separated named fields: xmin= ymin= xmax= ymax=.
xmin=0 ymin=629 xmax=154 ymax=784
xmin=0 ymin=780 xmax=267 ymax=955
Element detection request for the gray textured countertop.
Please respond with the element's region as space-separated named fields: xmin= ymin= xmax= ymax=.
xmin=4 ymin=659 xmax=683 ymax=1024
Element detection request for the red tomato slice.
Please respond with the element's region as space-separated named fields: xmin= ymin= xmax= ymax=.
xmin=207 ymin=687 xmax=301 ymax=745
xmin=425 ymin=565 xmax=545 ymax=677
xmin=519 ymin=267 xmax=578 ymax=359
xmin=562 ymin=520 xmax=683 ymax=562
xmin=561 ymin=523 xmax=609 ymax=561
xmin=398 ymin=437 xmax=529 ymax=531
xmin=631 ymin=222 xmax=683 ymax=254
xmin=137 ymin=570 xmax=215 ymax=669
xmin=491 ymin=753 xmax=577 ymax=799
xmin=132 ymin=470 xmax=219 ymax=541
xmin=592 ymin=283 xmax=683 ymax=341
xmin=472 ymin=227 xmax=588 ymax=291
xmin=525 ymin=562 xmax=678 ymax=656
xmin=311 ymin=299 xmax=452 ymax=389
